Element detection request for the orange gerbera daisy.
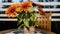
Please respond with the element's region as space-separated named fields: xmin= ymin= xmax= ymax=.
xmin=6 ymin=5 xmax=17 ymax=17
xmin=20 ymin=2 xmax=32 ymax=13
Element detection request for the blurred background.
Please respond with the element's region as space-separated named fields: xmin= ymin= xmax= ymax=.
xmin=0 ymin=0 xmax=60 ymax=34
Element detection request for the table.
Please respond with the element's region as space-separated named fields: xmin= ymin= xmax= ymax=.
xmin=0 ymin=28 xmax=56 ymax=34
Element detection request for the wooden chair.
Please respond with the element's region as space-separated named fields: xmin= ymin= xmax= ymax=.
xmin=37 ymin=12 xmax=52 ymax=31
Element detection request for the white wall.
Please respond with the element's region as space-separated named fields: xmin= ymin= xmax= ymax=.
xmin=0 ymin=0 xmax=2 ymax=3
xmin=12 ymin=0 xmax=20 ymax=3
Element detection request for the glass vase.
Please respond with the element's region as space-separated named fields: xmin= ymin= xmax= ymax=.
xmin=24 ymin=26 xmax=35 ymax=34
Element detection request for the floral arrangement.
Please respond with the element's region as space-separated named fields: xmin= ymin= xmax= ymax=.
xmin=6 ymin=1 xmax=45 ymax=30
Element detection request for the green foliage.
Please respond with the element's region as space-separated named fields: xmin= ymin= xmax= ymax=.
xmin=17 ymin=8 xmax=42 ymax=30
xmin=28 ymin=8 xmax=35 ymax=13
xmin=23 ymin=20 xmax=29 ymax=28
xmin=18 ymin=24 xmax=24 ymax=30
xmin=17 ymin=11 xmax=39 ymax=30
xmin=17 ymin=18 xmax=23 ymax=26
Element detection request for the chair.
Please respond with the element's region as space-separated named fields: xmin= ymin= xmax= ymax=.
xmin=37 ymin=12 xmax=52 ymax=31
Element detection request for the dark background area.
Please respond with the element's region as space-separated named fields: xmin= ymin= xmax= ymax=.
xmin=0 ymin=21 xmax=60 ymax=34
xmin=0 ymin=21 xmax=17 ymax=31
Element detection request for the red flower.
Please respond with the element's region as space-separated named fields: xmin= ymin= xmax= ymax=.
xmin=20 ymin=2 xmax=32 ymax=13
xmin=38 ymin=8 xmax=45 ymax=16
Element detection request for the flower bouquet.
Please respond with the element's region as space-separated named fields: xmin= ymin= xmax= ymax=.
xmin=6 ymin=1 xmax=45 ymax=34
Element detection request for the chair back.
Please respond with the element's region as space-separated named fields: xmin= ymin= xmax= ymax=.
xmin=37 ymin=12 xmax=52 ymax=31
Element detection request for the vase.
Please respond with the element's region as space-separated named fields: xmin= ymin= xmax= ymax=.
xmin=24 ymin=26 xmax=35 ymax=34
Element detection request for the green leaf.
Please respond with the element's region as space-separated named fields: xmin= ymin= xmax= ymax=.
xmin=17 ymin=19 xmax=23 ymax=26
xmin=30 ymin=15 xmax=35 ymax=21
xmin=19 ymin=19 xmax=23 ymax=23
xmin=35 ymin=21 xmax=38 ymax=27
xmin=28 ymin=8 xmax=35 ymax=13
xmin=23 ymin=20 xmax=29 ymax=28
xmin=30 ymin=16 xmax=34 ymax=21
xmin=39 ymin=11 xmax=42 ymax=15
xmin=18 ymin=24 xmax=24 ymax=30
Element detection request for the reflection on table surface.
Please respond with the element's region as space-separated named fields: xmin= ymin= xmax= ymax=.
xmin=0 ymin=28 xmax=56 ymax=34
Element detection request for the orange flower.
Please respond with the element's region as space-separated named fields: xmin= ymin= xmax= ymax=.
xmin=38 ymin=8 xmax=45 ymax=16
xmin=20 ymin=2 xmax=32 ymax=13
xmin=6 ymin=5 xmax=17 ymax=17
xmin=11 ymin=4 xmax=21 ymax=11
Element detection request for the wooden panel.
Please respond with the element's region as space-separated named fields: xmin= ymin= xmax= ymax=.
xmin=38 ymin=12 xmax=52 ymax=31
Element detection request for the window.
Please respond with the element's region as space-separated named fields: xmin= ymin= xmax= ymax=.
xmin=2 ymin=0 xmax=12 ymax=2
xmin=2 ymin=0 xmax=7 ymax=2
xmin=38 ymin=0 xmax=54 ymax=2
xmin=20 ymin=0 xmax=38 ymax=2
xmin=2 ymin=5 xmax=10 ymax=8
xmin=20 ymin=0 xmax=23 ymax=2
xmin=58 ymin=0 xmax=60 ymax=2
xmin=31 ymin=0 xmax=38 ymax=2
xmin=8 ymin=0 xmax=12 ymax=2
